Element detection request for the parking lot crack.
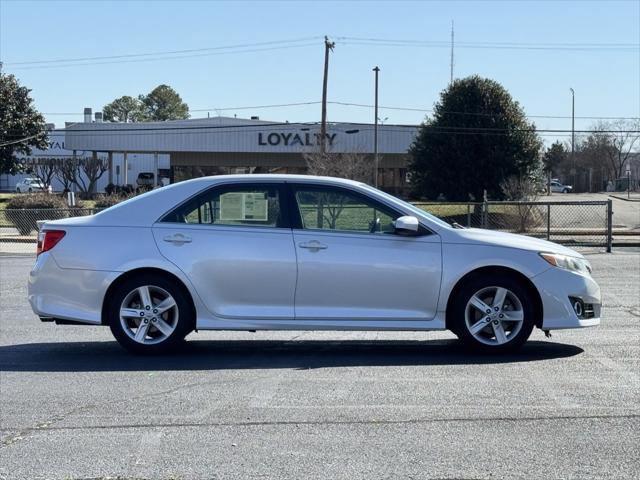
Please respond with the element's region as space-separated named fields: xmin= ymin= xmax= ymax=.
xmin=1 ymin=379 xmax=229 ymax=449
xmin=6 ymin=412 xmax=639 ymax=436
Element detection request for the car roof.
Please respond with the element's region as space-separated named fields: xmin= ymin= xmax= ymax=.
xmin=175 ymin=174 xmax=367 ymax=188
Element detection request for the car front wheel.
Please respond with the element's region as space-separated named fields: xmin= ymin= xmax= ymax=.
xmin=107 ymin=274 xmax=194 ymax=354
xmin=451 ymin=274 xmax=535 ymax=352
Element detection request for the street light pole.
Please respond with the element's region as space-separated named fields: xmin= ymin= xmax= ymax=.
xmin=373 ymin=66 xmax=380 ymax=188
xmin=570 ymin=88 xmax=575 ymax=188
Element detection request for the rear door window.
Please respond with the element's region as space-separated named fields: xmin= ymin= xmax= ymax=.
xmin=161 ymin=183 xmax=286 ymax=228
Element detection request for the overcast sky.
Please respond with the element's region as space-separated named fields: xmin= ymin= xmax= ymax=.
xmin=1 ymin=0 xmax=639 ymax=145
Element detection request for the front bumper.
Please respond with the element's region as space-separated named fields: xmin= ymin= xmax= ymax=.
xmin=530 ymin=267 xmax=601 ymax=330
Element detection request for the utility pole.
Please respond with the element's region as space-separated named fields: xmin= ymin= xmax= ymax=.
xmin=373 ymin=66 xmax=380 ymax=188
xmin=450 ymin=20 xmax=454 ymax=84
xmin=320 ymin=36 xmax=335 ymax=155
xmin=570 ymin=88 xmax=575 ymax=188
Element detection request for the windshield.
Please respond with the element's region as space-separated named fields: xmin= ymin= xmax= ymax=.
xmin=360 ymin=185 xmax=452 ymax=229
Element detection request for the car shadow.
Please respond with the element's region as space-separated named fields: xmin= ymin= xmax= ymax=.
xmin=0 ymin=339 xmax=583 ymax=372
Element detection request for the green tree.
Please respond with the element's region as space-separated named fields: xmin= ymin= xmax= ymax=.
xmin=0 ymin=73 xmax=48 ymax=174
xmin=543 ymin=141 xmax=567 ymax=176
xmin=103 ymin=95 xmax=143 ymax=122
xmin=408 ymin=76 xmax=542 ymax=200
xmin=138 ymin=84 xmax=189 ymax=121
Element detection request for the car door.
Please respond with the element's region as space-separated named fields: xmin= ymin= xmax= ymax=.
xmin=153 ymin=182 xmax=297 ymax=320
xmin=289 ymin=183 xmax=442 ymax=321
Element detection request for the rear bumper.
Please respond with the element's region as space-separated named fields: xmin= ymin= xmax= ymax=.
xmin=531 ymin=267 xmax=601 ymax=330
xmin=28 ymin=253 xmax=114 ymax=325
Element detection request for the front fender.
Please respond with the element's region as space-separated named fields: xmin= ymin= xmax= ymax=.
xmin=437 ymin=244 xmax=550 ymax=312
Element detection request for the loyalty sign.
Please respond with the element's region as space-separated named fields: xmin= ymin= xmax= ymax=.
xmin=258 ymin=132 xmax=337 ymax=147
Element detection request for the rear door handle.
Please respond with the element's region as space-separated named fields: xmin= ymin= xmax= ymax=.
xmin=163 ymin=233 xmax=192 ymax=245
xmin=299 ymin=240 xmax=327 ymax=251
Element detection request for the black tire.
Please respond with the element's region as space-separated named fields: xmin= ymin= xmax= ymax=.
xmin=107 ymin=273 xmax=194 ymax=354
xmin=562 ymin=188 xmax=569 ymax=193
xmin=450 ymin=273 xmax=535 ymax=353
xmin=28 ymin=188 xmax=32 ymax=193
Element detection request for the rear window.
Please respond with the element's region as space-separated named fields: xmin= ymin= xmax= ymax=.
xmin=161 ymin=184 xmax=285 ymax=228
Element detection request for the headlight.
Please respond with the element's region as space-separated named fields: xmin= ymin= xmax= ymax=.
xmin=540 ymin=252 xmax=592 ymax=275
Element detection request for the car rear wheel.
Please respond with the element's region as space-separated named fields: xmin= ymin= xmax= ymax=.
xmin=107 ymin=274 xmax=194 ymax=354
xmin=450 ymin=274 xmax=535 ymax=352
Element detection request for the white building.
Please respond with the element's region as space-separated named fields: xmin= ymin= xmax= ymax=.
xmin=64 ymin=111 xmax=419 ymax=195
xmin=0 ymin=122 xmax=169 ymax=193
xmin=4 ymin=109 xmax=419 ymax=195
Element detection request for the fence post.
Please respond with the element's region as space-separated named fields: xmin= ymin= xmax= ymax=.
xmin=467 ymin=204 xmax=471 ymax=227
xmin=482 ymin=190 xmax=488 ymax=229
xmin=606 ymin=199 xmax=613 ymax=253
xmin=482 ymin=201 xmax=488 ymax=228
xmin=546 ymin=204 xmax=551 ymax=241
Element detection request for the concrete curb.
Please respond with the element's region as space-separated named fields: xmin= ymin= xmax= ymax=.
xmin=609 ymin=194 xmax=640 ymax=202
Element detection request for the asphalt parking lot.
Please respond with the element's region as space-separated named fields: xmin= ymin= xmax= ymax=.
xmin=0 ymin=252 xmax=639 ymax=479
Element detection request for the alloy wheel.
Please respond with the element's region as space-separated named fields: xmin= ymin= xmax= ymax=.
xmin=464 ymin=286 xmax=524 ymax=346
xmin=119 ymin=285 xmax=179 ymax=345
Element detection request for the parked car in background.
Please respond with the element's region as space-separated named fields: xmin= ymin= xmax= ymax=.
xmin=549 ymin=180 xmax=573 ymax=193
xmin=15 ymin=178 xmax=48 ymax=193
xmin=29 ymin=175 xmax=601 ymax=354
xmin=136 ymin=172 xmax=156 ymax=191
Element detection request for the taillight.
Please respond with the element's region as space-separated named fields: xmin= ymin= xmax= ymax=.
xmin=37 ymin=230 xmax=66 ymax=256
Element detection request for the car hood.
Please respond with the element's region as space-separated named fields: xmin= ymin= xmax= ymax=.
xmin=446 ymin=228 xmax=584 ymax=258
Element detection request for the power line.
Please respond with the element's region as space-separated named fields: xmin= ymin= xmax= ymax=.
xmin=328 ymin=101 xmax=640 ymax=120
xmin=335 ymin=36 xmax=640 ymax=51
xmin=0 ymin=132 xmax=44 ymax=148
xmin=6 ymin=34 xmax=638 ymax=72
xmin=5 ymin=122 xmax=637 ymax=146
xmin=4 ymin=37 xmax=323 ymax=66
xmin=5 ymin=43 xmax=320 ymax=71
xmin=39 ymin=100 xmax=640 ymax=121
xmin=4 ymin=120 xmax=638 ymax=136
xmin=40 ymin=102 xmax=323 ymax=115
xmin=192 ymin=101 xmax=322 ymax=112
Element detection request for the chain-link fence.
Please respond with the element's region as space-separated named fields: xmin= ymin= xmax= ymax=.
xmin=414 ymin=200 xmax=613 ymax=249
xmin=0 ymin=200 xmax=614 ymax=255
xmin=0 ymin=208 xmax=101 ymax=255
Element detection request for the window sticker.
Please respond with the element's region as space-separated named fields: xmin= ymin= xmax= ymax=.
xmin=220 ymin=192 xmax=268 ymax=221
xmin=243 ymin=193 xmax=268 ymax=220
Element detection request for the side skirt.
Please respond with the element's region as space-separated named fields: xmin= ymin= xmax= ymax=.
xmin=194 ymin=312 xmax=447 ymax=332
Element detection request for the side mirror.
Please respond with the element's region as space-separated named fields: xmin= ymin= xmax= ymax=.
xmin=393 ymin=215 xmax=419 ymax=233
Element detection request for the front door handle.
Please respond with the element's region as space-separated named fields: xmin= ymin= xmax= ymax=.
xmin=299 ymin=240 xmax=328 ymax=251
xmin=163 ymin=233 xmax=192 ymax=245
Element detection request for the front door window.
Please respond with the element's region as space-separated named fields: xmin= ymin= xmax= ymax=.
xmin=293 ymin=187 xmax=399 ymax=234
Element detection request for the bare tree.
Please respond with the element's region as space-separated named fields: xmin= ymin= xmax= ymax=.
xmin=303 ymin=149 xmax=374 ymax=184
xmin=579 ymin=120 xmax=640 ymax=181
xmin=75 ymin=157 xmax=109 ymax=197
xmin=27 ymin=158 xmax=57 ymax=190
xmin=302 ymin=149 xmax=375 ymax=229
xmin=53 ymin=157 xmax=108 ymax=197
xmin=54 ymin=158 xmax=77 ymax=192
xmin=500 ymin=175 xmax=543 ymax=233
xmin=607 ymin=119 xmax=640 ymax=179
